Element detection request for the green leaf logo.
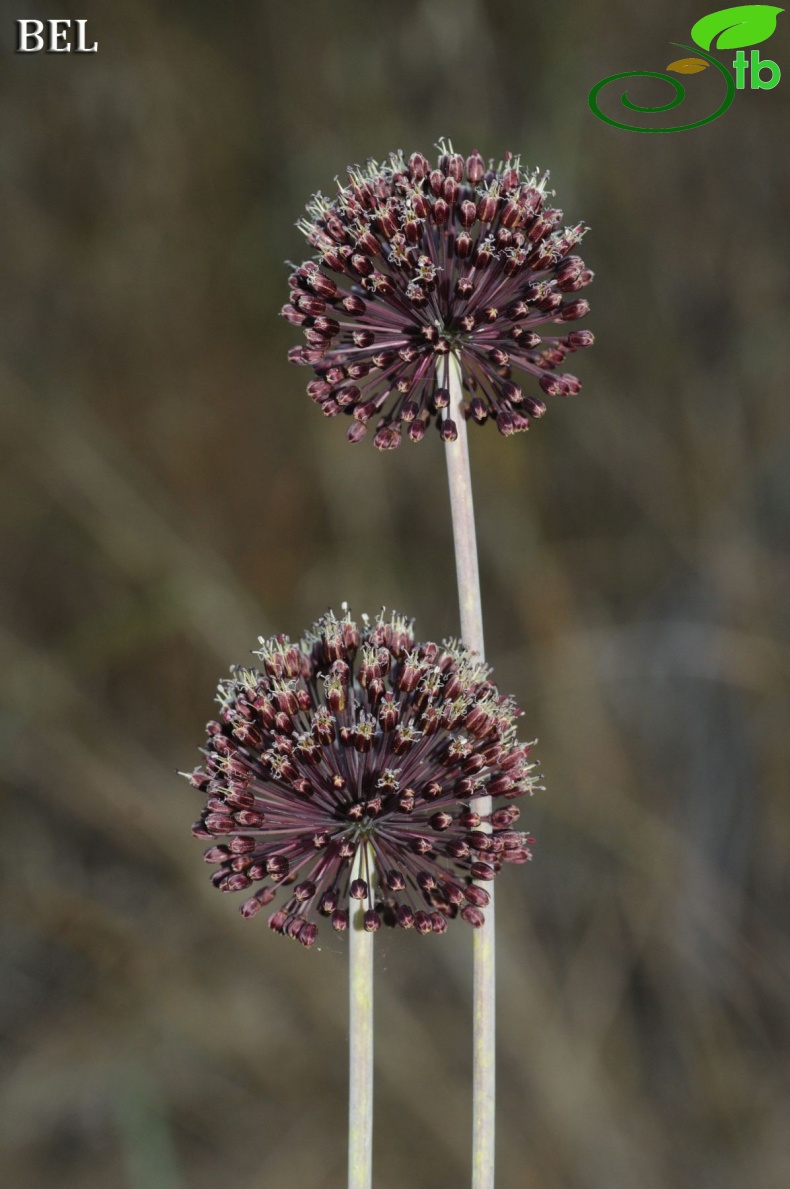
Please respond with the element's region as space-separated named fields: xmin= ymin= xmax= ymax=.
xmin=691 ymin=4 xmax=783 ymax=49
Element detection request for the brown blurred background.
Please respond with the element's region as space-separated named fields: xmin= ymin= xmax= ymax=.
xmin=1 ymin=1 xmax=789 ymax=1186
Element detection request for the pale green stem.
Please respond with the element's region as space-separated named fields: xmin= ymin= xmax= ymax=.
xmin=445 ymin=352 xmax=496 ymax=1189
xmin=348 ymin=842 xmax=374 ymax=1189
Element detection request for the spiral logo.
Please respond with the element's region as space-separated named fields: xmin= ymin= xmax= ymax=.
xmin=589 ymin=44 xmax=735 ymax=133
xmin=589 ymin=7 xmax=783 ymax=133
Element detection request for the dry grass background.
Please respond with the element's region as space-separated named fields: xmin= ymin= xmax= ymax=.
xmin=1 ymin=1 xmax=789 ymax=1186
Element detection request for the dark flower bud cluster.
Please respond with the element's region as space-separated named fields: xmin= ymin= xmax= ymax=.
xmin=185 ymin=608 xmax=539 ymax=947
xmin=284 ymin=138 xmax=594 ymax=449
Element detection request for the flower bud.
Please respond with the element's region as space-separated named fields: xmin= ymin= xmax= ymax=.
xmin=374 ymin=424 xmax=402 ymax=451
xmin=459 ymin=199 xmax=477 ymax=229
xmin=431 ymin=812 xmax=453 ymax=831
xmin=473 ymin=242 xmax=493 ymax=269
xmin=447 ymin=153 xmax=464 ymax=182
xmin=356 ymin=228 xmax=380 ymax=256
xmin=465 ymin=151 xmax=485 ymax=183
xmin=295 ymin=293 xmax=326 ymax=316
xmin=442 ymin=176 xmax=459 ymax=205
xmin=469 ymin=396 xmax=488 ymax=422
xmin=477 ymin=194 xmax=499 ymax=223
xmin=308 ymin=271 xmax=337 ymax=299
xmin=559 ymin=298 xmax=590 ymax=321
xmin=281 ymin=304 xmax=307 ymax=326
xmin=461 ymin=905 xmax=485 ymax=928
xmin=376 ymin=209 xmax=399 ymax=238
xmin=351 ymin=253 xmax=373 ymax=277
xmin=408 ymin=151 xmax=429 ymax=180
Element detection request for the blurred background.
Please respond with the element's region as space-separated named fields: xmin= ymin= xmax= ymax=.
xmin=1 ymin=1 xmax=789 ymax=1186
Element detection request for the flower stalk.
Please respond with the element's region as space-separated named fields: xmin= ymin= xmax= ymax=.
xmin=348 ymin=842 xmax=375 ymax=1189
xmin=185 ymin=592 xmax=538 ymax=1179
xmin=445 ymin=352 xmax=496 ymax=1189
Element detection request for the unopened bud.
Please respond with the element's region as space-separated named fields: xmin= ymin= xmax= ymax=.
xmin=477 ymin=194 xmax=498 ymax=223
xmin=466 ymin=151 xmax=485 ymax=184
xmin=559 ymin=298 xmax=590 ymax=321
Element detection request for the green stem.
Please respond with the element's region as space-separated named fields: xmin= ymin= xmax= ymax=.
xmin=444 ymin=353 xmax=496 ymax=1189
xmin=348 ymin=843 xmax=374 ymax=1189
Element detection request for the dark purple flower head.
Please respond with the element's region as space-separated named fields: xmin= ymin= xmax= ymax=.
xmin=284 ymin=139 xmax=593 ymax=449
xmin=185 ymin=608 xmax=539 ymax=947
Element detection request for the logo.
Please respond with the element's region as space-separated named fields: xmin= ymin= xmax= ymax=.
xmin=589 ymin=5 xmax=782 ymax=132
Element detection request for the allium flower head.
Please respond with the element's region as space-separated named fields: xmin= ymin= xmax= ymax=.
xmin=284 ymin=139 xmax=593 ymax=449
xmin=186 ymin=609 xmax=539 ymax=947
